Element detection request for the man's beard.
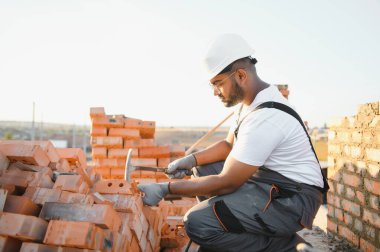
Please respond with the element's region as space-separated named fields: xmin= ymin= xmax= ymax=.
xmin=218 ymin=79 xmax=245 ymax=107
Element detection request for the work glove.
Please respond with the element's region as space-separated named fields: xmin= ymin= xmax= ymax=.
xmin=167 ymin=154 xmax=196 ymax=179
xmin=137 ymin=182 xmax=170 ymax=206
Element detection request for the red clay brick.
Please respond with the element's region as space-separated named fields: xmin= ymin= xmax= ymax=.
xmin=130 ymin=233 xmax=140 ymax=252
xmin=364 ymin=178 xmax=380 ymax=196
xmin=0 ymin=236 xmax=22 ymax=252
xmin=94 ymin=167 xmax=110 ymax=179
xmin=0 ymin=184 xmax=16 ymax=195
xmin=109 ymin=232 xmax=129 ymax=252
xmin=44 ymin=220 xmax=104 ymax=250
xmin=108 ymin=128 xmax=140 ymax=140
xmin=124 ymin=118 xmax=143 ymax=129
xmin=23 ymin=187 xmax=62 ymax=205
xmin=40 ymin=202 xmax=121 ymax=232
xmin=0 ymin=174 xmax=29 ymax=189
xmin=140 ymin=170 xmax=156 ymax=179
xmin=327 ymin=218 xmax=337 ymax=233
xmin=138 ymin=232 xmax=148 ymax=252
xmin=92 ymin=117 xmax=123 ymax=128
xmin=117 ymin=213 xmax=133 ymax=240
xmin=20 ymin=242 xmax=100 ymax=251
xmin=93 ymin=179 xmax=133 ymax=194
xmin=90 ymin=126 xmax=107 ymax=137
xmin=363 ymin=209 xmax=380 ymax=229
xmin=93 ymin=158 xmax=124 ymax=169
xmin=110 ymin=167 xmax=127 ymax=179
xmin=0 ymin=212 xmax=48 ymax=242
xmin=140 ymin=121 xmax=155 ymax=139
xmin=368 ymin=195 xmax=379 ymax=210
xmin=139 ymin=146 xmax=170 ymax=158
xmin=102 ymin=194 xmax=142 ymax=213
xmin=124 ymin=139 xmax=156 ymax=149
xmin=356 ymin=191 xmax=366 ymax=205
xmin=359 ymin=238 xmax=377 ymax=252
xmin=342 ymin=173 xmax=362 ymax=188
xmin=53 ymin=175 xmax=89 ymax=194
xmin=0 ymin=140 xmax=59 ymax=166
xmin=327 ymin=193 xmax=341 ymax=208
xmin=131 ymin=158 xmax=157 ymax=167
xmin=335 ymin=208 xmax=344 ymax=222
xmin=0 ymin=150 xmax=10 ymax=175
xmin=118 ymin=213 xmax=143 ymax=241
xmin=341 ymin=199 xmax=361 ymax=217
xmin=90 ymin=107 xmax=106 ymax=118
xmin=92 ymin=147 xmax=107 ymax=159
xmin=108 ymin=148 xmax=138 ymax=159
xmin=0 ymin=143 xmax=50 ymax=166
xmin=170 ymin=145 xmax=186 ymax=157
xmin=56 ymin=148 xmax=87 ymax=169
xmin=91 ymin=137 xmax=123 ymax=148
xmin=54 ymin=158 xmax=71 ymax=173
xmin=4 ymin=195 xmax=40 ymax=216
xmin=58 ymin=191 xmax=94 ymax=204
xmin=343 ymin=213 xmax=353 ymax=226
xmin=327 ymin=205 xmax=334 ymax=218
xmin=157 ymin=158 xmax=170 ymax=168
xmin=338 ymin=225 xmax=359 ymax=247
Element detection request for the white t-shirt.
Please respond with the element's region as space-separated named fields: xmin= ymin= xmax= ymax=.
xmin=229 ymin=85 xmax=323 ymax=187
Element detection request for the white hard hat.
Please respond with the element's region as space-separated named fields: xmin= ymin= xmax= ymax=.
xmin=203 ymin=33 xmax=255 ymax=80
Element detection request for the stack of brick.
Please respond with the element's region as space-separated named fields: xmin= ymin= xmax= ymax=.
xmin=90 ymin=107 xmax=186 ymax=179
xmin=0 ymin=141 xmax=136 ymax=251
xmin=0 ymin=140 xmax=198 ymax=251
xmin=327 ymin=101 xmax=380 ymax=251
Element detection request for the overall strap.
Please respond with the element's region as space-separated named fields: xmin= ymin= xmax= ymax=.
xmin=235 ymin=101 xmax=329 ymax=193
xmin=257 ymin=101 xmax=329 ymax=193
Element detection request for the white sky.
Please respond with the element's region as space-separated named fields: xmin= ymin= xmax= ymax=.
xmin=0 ymin=0 xmax=379 ymax=127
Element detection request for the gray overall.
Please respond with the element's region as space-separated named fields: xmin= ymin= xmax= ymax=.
xmin=183 ymin=102 xmax=327 ymax=252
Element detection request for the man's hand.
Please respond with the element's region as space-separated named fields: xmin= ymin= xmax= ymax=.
xmin=137 ymin=182 xmax=170 ymax=206
xmin=167 ymin=154 xmax=197 ymax=179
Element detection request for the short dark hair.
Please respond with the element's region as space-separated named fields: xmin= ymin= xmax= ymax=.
xmin=218 ymin=56 xmax=257 ymax=75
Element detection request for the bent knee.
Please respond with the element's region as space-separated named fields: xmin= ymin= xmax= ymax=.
xmin=184 ymin=207 xmax=223 ymax=243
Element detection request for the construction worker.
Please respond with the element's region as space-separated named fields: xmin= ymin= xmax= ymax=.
xmin=138 ymin=34 xmax=328 ymax=252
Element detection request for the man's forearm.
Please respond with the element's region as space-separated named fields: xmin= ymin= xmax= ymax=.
xmin=193 ymin=140 xmax=232 ymax=166
xmin=169 ymin=175 xmax=235 ymax=197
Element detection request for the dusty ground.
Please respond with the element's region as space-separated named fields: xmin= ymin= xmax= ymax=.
xmin=298 ymin=205 xmax=360 ymax=252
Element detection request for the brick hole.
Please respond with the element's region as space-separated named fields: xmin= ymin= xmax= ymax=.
xmin=108 ymin=182 xmax=113 ymax=187
xmin=119 ymin=183 xmax=124 ymax=187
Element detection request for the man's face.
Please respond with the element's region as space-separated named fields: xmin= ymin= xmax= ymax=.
xmin=217 ymin=75 xmax=245 ymax=107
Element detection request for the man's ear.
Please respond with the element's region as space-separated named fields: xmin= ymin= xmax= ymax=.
xmin=236 ymin=68 xmax=248 ymax=84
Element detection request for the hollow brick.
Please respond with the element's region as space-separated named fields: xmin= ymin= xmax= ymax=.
xmin=93 ymin=179 xmax=132 ymax=194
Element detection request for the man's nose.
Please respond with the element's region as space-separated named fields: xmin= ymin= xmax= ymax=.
xmin=213 ymin=87 xmax=220 ymax=96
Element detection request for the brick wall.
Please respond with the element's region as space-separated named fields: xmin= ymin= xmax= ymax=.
xmin=327 ymin=101 xmax=380 ymax=251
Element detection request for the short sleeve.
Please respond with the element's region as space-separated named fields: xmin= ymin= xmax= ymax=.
xmin=229 ymin=112 xmax=286 ymax=166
